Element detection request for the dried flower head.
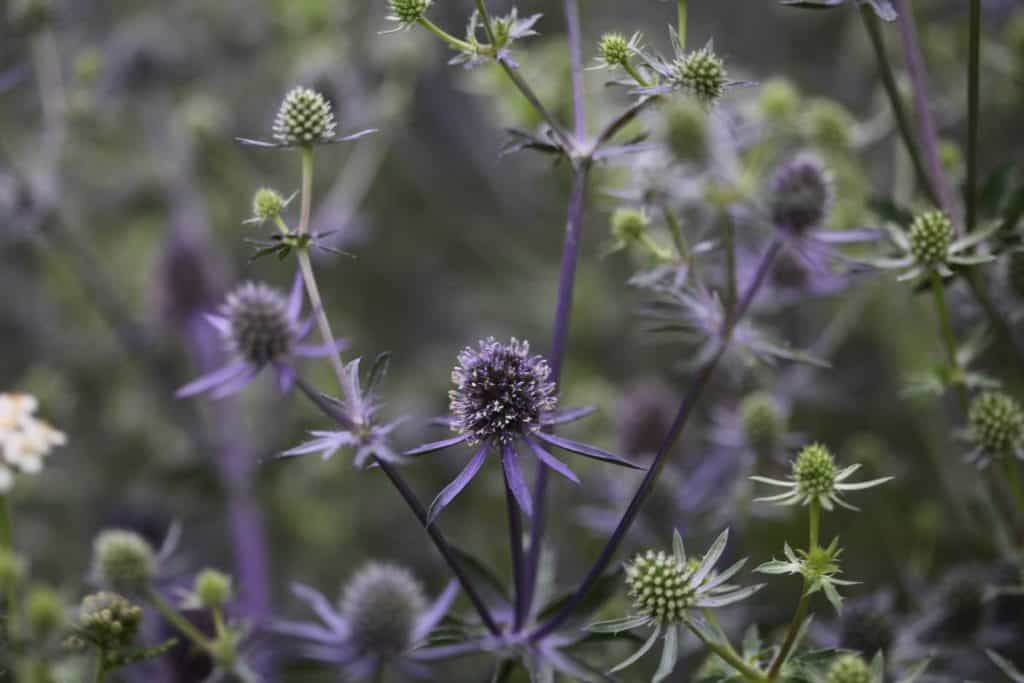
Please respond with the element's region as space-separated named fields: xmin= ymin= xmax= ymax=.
xmin=752 ymin=443 xmax=891 ymax=511
xmin=341 ymin=563 xmax=428 ymax=657
xmin=672 ymin=46 xmax=727 ymax=103
xmin=92 ymin=530 xmax=156 ymax=592
xmin=768 ymin=155 xmax=834 ymax=236
xmin=71 ymin=592 xmax=142 ymax=652
xmin=966 ymin=391 xmax=1024 ymax=467
xmin=0 ymin=392 xmax=66 ymax=491
xmin=449 ymin=337 xmax=557 ymax=446
xmin=828 ymin=654 xmax=872 ymax=683
xmin=273 ymin=87 xmax=337 ymax=146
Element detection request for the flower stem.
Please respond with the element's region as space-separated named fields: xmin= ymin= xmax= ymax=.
xmin=0 ymin=494 xmax=15 ymax=637
xmin=496 ymin=56 xmax=575 ymax=153
xmin=966 ymin=0 xmax=981 ymax=233
xmin=474 ymin=0 xmax=497 ymax=44
xmin=417 ymin=17 xmax=476 ymax=52
xmin=686 ymin=622 xmax=767 ymax=683
xmin=1006 ymin=459 xmax=1024 ymax=516
xmin=929 ymin=270 xmax=969 ymax=414
xmin=504 ymin=469 xmax=527 ymax=631
xmin=530 ymin=240 xmax=783 ymax=641
xmin=622 ymin=60 xmax=649 ymax=88
xmin=296 ymin=147 xmax=365 ymax=426
xmin=93 ymin=652 xmax=106 ymax=683
xmin=722 ymin=210 xmax=737 ymax=319
xmin=677 ymin=0 xmax=688 ymax=49
xmin=808 ymin=500 xmax=820 ymax=551
xmin=145 ymin=587 xmax=215 ymax=653
xmin=767 ymin=587 xmax=810 ymax=679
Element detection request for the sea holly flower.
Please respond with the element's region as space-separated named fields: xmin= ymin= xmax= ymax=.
xmin=405 ymin=337 xmax=642 ymax=522
xmin=588 ymin=528 xmax=762 ymax=681
xmin=638 ymin=37 xmax=748 ymax=104
xmin=591 ymin=32 xmax=646 ymax=76
xmin=175 ymin=275 xmax=349 ymax=399
xmin=272 ymin=562 xmax=459 ymax=681
xmin=861 ymin=210 xmax=998 ymax=282
xmin=751 ymin=443 xmax=891 ymax=511
xmin=756 ymin=538 xmax=855 ymax=613
xmin=91 ymin=530 xmax=156 ymax=593
xmin=236 ymin=87 xmax=376 ymax=149
xmin=385 ymin=0 xmax=432 ymax=31
xmin=0 ymin=392 xmax=66 ymax=492
xmin=809 ymin=651 xmax=930 ymax=683
xmin=963 ymin=391 xmax=1024 ymax=468
xmin=449 ymin=9 xmax=542 ymax=69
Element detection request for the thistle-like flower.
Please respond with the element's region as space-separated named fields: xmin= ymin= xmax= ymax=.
xmin=756 ymin=538 xmax=855 ymax=612
xmin=863 ymin=209 xmax=997 ymax=282
xmin=752 ymin=443 xmax=891 ymax=511
xmin=769 ymin=154 xmax=834 ymax=237
xmin=236 ymin=87 xmax=375 ymax=149
xmin=386 ymin=0 xmax=432 ymax=30
xmin=589 ymin=529 xmax=761 ymax=681
xmin=247 ymin=187 xmax=291 ymax=225
xmin=176 ymin=275 xmax=348 ymax=399
xmin=0 ymin=392 xmax=66 ymax=492
xmin=640 ymin=38 xmax=744 ymax=104
xmin=91 ymin=530 xmax=156 ymax=593
xmin=404 ymin=337 xmax=641 ymax=522
xmin=592 ymin=32 xmax=644 ymax=71
xmin=67 ymin=592 xmax=143 ymax=652
xmin=964 ymin=391 xmax=1024 ymax=467
xmin=273 ymin=562 xmax=458 ymax=681
xmin=827 ymin=653 xmax=873 ymax=683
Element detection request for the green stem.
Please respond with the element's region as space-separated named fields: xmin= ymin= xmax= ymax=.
xmin=929 ymin=270 xmax=969 ymax=414
xmin=767 ymin=588 xmax=810 ymax=680
xmin=417 ymin=17 xmax=476 ymax=52
xmin=1006 ymin=459 xmax=1024 ymax=516
xmin=93 ymin=651 xmax=106 ymax=683
xmin=145 ymin=588 xmax=215 ymax=653
xmin=966 ymin=0 xmax=980 ymax=233
xmin=639 ymin=233 xmax=673 ymax=262
xmin=474 ymin=0 xmax=497 ymax=44
xmin=495 ymin=58 xmax=575 ymax=153
xmin=0 ymin=495 xmax=15 ymax=638
xmin=808 ymin=500 xmax=820 ymax=551
xmin=298 ymin=147 xmax=314 ymax=237
xmin=677 ymin=0 xmax=688 ymax=48
xmin=622 ymin=60 xmax=649 ymax=87
xmin=687 ymin=622 xmax=767 ymax=683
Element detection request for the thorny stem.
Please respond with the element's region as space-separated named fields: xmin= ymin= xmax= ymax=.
xmin=291 ymin=378 xmax=502 ymax=636
xmin=767 ymin=500 xmax=820 ymax=679
xmin=145 ymin=587 xmax=215 ymax=653
xmin=929 ymin=271 xmax=969 ymax=414
xmin=686 ymin=622 xmax=768 ymax=683
xmin=966 ymin=0 xmax=981 ymax=234
xmin=858 ymin=6 xmax=937 ymax=205
xmin=531 ymin=240 xmax=783 ymax=641
xmin=296 ymin=147 xmax=365 ymax=426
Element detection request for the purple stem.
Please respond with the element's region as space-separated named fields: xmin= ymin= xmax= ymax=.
xmin=505 ymin=464 xmax=527 ymax=631
xmin=531 ymin=240 xmax=782 ymax=641
xmin=895 ymin=0 xmax=956 ymax=222
xmin=292 ymin=378 xmax=502 ymax=636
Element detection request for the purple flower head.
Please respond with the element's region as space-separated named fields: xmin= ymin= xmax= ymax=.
xmin=407 ymin=337 xmax=642 ymax=523
xmin=175 ymin=273 xmax=348 ymax=400
xmin=271 ymin=563 xmax=459 ymax=681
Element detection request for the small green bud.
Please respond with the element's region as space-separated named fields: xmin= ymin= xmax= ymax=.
xmin=625 ymin=550 xmax=694 ymax=624
xmin=252 ymin=188 xmax=286 ymax=222
xmin=793 ymin=443 xmax=837 ymax=499
xmin=610 ymin=207 xmax=650 ymax=245
xmin=92 ymin=530 xmax=156 ymax=593
xmin=827 ymin=653 xmax=872 ymax=683
xmin=803 ymin=99 xmax=855 ymax=150
xmin=759 ymin=78 xmax=800 ymax=122
xmin=672 ymin=47 xmax=727 ymax=104
xmin=969 ymin=391 xmax=1024 ymax=459
xmin=664 ymin=100 xmax=708 ymax=162
xmin=26 ymin=585 xmax=64 ymax=637
xmin=195 ymin=568 xmax=234 ymax=608
xmin=0 ymin=549 xmax=27 ymax=586
xmin=388 ymin=0 xmax=431 ymax=26
xmin=75 ymin=592 xmax=142 ymax=651
xmin=273 ymin=87 xmax=337 ymax=146
xmin=598 ymin=33 xmax=632 ymax=67
xmin=803 ymin=543 xmax=842 ymax=582
xmin=740 ymin=392 xmax=782 ymax=455
xmin=908 ymin=210 xmax=953 ymax=267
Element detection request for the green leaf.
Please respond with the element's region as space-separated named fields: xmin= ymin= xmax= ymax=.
xmin=363 ymin=352 xmax=392 ymax=398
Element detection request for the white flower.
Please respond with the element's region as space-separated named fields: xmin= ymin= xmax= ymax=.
xmin=0 ymin=392 xmax=66 ymax=490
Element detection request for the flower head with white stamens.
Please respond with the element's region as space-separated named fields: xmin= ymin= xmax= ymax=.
xmin=0 ymin=392 xmax=65 ymax=491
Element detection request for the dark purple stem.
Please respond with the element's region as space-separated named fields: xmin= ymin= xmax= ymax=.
xmin=531 ymin=240 xmax=782 ymax=641
xmin=506 ymin=468 xmax=527 ymax=631
xmin=292 ymin=378 xmax=502 ymax=636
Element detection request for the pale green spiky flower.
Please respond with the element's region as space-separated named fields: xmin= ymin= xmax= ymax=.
xmin=751 ymin=443 xmax=892 ymax=511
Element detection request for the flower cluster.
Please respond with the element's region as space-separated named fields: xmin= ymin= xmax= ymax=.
xmin=0 ymin=392 xmax=66 ymax=492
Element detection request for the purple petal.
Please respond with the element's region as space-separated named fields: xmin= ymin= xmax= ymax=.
xmin=541 ymin=406 xmax=596 ymax=426
xmin=414 ymin=581 xmax=459 ymax=640
xmin=175 ymin=361 xmax=249 ymax=398
xmin=269 ymin=619 xmax=341 ymax=644
xmin=295 ymin=315 xmax=316 ymax=342
xmin=294 ymin=338 xmax=351 ymax=358
xmin=276 ymin=363 xmax=296 ymax=393
xmin=235 ymin=137 xmax=281 ymax=148
xmin=501 ymin=445 xmax=533 ymax=517
xmin=291 ymin=583 xmax=349 ymax=636
xmin=337 ymin=128 xmax=378 ymax=142
xmin=403 ymin=434 xmax=470 ymax=457
xmin=204 ymin=314 xmax=231 ymax=336
xmin=524 ymin=435 xmax=580 ymax=485
xmin=287 ymin=269 xmax=305 ymax=320
xmin=427 ymin=445 xmax=489 ymax=525
xmin=535 ymin=432 xmax=644 ymax=470
xmin=209 ymin=365 xmax=261 ymax=399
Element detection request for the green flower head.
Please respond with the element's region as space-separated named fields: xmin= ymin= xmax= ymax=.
xmin=966 ymin=391 xmax=1024 ymax=467
xmin=672 ymin=46 xmax=727 ymax=103
xmin=273 ymin=87 xmax=337 ymax=146
xmin=752 ymin=443 xmax=892 ymax=511
xmin=92 ymin=530 xmax=156 ymax=593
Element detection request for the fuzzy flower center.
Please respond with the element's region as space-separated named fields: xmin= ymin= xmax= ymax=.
xmin=768 ymin=155 xmax=833 ymax=235
xmin=625 ymin=550 xmax=698 ymax=624
xmin=827 ymin=654 xmax=872 ymax=683
xmin=449 ymin=337 xmax=557 ymax=445
xmin=273 ymin=87 xmax=337 ymax=145
xmin=223 ymin=283 xmax=296 ymax=366
xmin=340 ymin=563 xmax=427 ymax=657
xmin=671 ymin=48 xmax=726 ymax=103
xmin=969 ymin=391 xmax=1024 ymax=457
xmin=793 ymin=443 xmax=836 ymax=498
xmin=908 ymin=210 xmax=953 ymax=267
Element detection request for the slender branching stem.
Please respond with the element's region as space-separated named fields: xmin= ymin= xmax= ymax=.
xmin=505 ymin=472 xmax=527 ymax=631
xmin=929 ymin=271 xmax=969 ymax=414
xmin=966 ymin=0 xmax=981 ymax=233
xmin=677 ymin=0 xmax=688 ymax=49
xmin=767 ymin=500 xmax=820 ymax=679
xmin=417 ymin=17 xmax=476 ymax=53
xmin=1006 ymin=460 xmax=1024 ymax=516
xmin=145 ymin=587 xmax=215 ymax=653
xmin=93 ymin=652 xmax=106 ymax=683
xmin=496 ymin=57 xmax=575 ymax=153
xmin=686 ymin=622 xmax=767 ymax=683
xmin=474 ymin=0 xmax=497 ymax=45
xmin=722 ymin=210 xmax=737 ymax=318
xmin=622 ymin=60 xmax=649 ymax=88
xmin=531 ymin=240 xmax=783 ymax=641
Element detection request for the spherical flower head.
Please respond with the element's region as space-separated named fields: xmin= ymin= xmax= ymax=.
xmin=389 ymin=0 xmax=431 ymax=25
xmin=92 ymin=530 xmax=156 ymax=593
xmin=804 ymin=99 xmax=854 ymax=150
xmin=768 ymin=155 xmax=833 ymax=235
xmin=599 ymin=33 xmax=632 ymax=67
xmin=195 ymin=569 xmax=233 ymax=608
xmin=671 ymin=47 xmax=727 ymax=104
xmin=740 ymin=392 xmax=782 ymax=455
xmin=759 ymin=78 xmax=799 ymax=122
xmin=252 ymin=188 xmax=286 ymax=222
xmin=793 ymin=443 xmax=837 ymax=499
xmin=610 ymin=208 xmax=650 ymax=245
xmin=625 ymin=550 xmax=695 ymax=624
xmin=76 ymin=592 xmax=142 ymax=651
xmin=908 ymin=210 xmax=953 ymax=267
xmin=968 ymin=391 xmax=1024 ymax=459
xmin=340 ymin=562 xmax=427 ymax=657
xmin=827 ymin=654 xmax=872 ymax=683
xmin=449 ymin=337 xmax=557 ymax=445
xmin=665 ymin=100 xmax=708 ymax=162
xmin=26 ymin=586 xmax=64 ymax=637
xmin=273 ymin=87 xmax=337 ymax=146
xmin=222 ymin=282 xmax=296 ymax=366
